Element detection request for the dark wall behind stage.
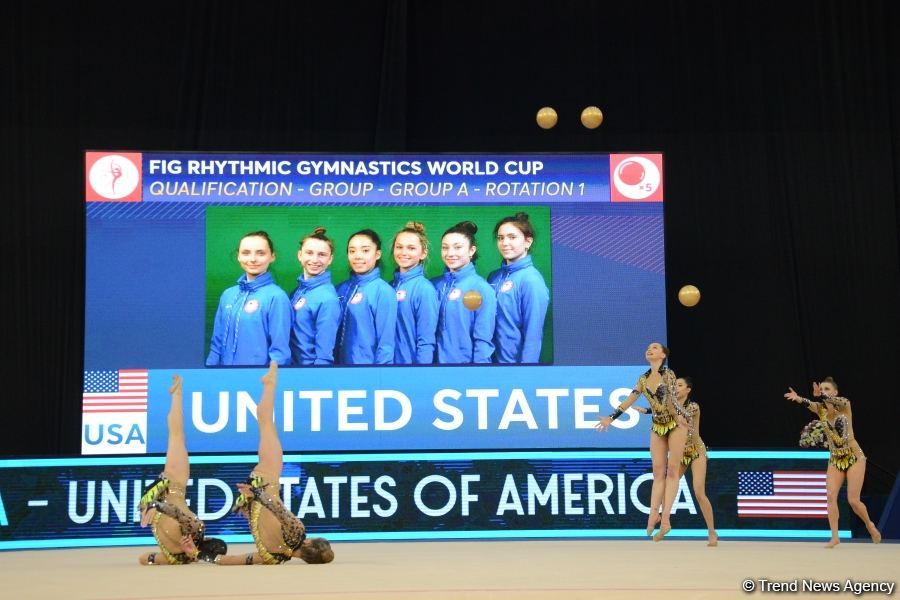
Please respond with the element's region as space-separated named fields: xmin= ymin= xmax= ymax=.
xmin=2 ymin=2 xmax=898 ymax=491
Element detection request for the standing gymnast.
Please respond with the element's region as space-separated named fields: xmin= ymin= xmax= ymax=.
xmin=433 ymin=221 xmax=497 ymax=364
xmin=784 ymin=377 xmax=881 ymax=548
xmin=289 ymin=227 xmax=341 ymax=365
xmin=335 ymin=229 xmax=397 ymax=364
xmin=674 ymin=376 xmax=718 ymax=546
xmin=595 ymin=343 xmax=692 ymax=540
xmin=488 ymin=212 xmax=549 ymax=364
xmin=207 ymin=231 xmax=292 ymax=366
xmin=391 ymin=222 xmax=438 ymax=364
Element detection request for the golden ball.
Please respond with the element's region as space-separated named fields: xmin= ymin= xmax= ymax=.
xmin=463 ymin=290 xmax=483 ymax=311
xmin=678 ymin=285 xmax=701 ymax=307
xmin=581 ymin=106 xmax=604 ymax=129
xmin=536 ymin=107 xmax=558 ymax=129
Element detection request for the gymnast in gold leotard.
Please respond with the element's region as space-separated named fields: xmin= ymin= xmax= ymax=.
xmin=785 ymin=377 xmax=881 ymax=548
xmin=596 ymin=342 xmax=692 ymax=540
xmin=674 ymin=376 xmax=717 ymax=546
xmin=138 ymin=376 xmax=226 ymax=565
xmin=214 ymin=362 xmax=334 ymax=565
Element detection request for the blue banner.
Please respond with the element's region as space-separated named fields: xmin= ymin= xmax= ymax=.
xmin=0 ymin=450 xmax=847 ymax=551
xmin=82 ymin=366 xmax=653 ymax=454
xmin=134 ymin=153 xmax=612 ymax=204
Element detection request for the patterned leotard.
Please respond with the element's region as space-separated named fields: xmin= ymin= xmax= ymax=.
xmin=817 ymin=398 xmax=861 ymax=471
xmin=797 ymin=396 xmax=863 ymax=472
xmin=233 ymin=474 xmax=307 ymax=564
xmin=141 ymin=474 xmax=204 ymax=564
xmin=635 ymin=367 xmax=691 ymax=437
xmin=680 ymin=401 xmax=706 ymax=466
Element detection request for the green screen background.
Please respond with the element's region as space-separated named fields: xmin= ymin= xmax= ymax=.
xmin=205 ymin=205 xmax=553 ymax=363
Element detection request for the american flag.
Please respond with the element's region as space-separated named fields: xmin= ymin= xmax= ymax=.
xmin=737 ymin=471 xmax=827 ymax=518
xmin=82 ymin=369 xmax=148 ymax=413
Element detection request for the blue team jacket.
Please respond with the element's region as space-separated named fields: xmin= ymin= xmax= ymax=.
xmin=391 ymin=265 xmax=438 ymax=364
xmin=488 ymin=255 xmax=550 ymax=363
xmin=335 ymin=267 xmax=398 ymax=364
xmin=289 ymin=270 xmax=341 ymax=365
xmin=432 ymin=262 xmax=497 ymax=364
xmin=207 ymin=272 xmax=292 ymax=366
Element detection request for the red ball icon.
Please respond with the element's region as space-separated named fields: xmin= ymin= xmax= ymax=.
xmin=618 ymin=161 xmax=645 ymax=185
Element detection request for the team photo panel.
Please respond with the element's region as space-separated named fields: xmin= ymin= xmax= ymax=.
xmin=205 ymin=206 xmax=553 ymax=367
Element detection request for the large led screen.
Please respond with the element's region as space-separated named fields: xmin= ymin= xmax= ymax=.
xmin=83 ymin=152 xmax=666 ymax=454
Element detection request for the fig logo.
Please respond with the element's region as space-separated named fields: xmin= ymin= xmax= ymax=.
xmin=610 ymin=154 xmax=663 ymax=202
xmin=85 ymin=152 xmax=142 ymax=202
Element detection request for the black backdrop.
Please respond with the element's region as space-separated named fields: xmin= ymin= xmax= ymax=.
xmin=2 ymin=2 xmax=898 ymax=493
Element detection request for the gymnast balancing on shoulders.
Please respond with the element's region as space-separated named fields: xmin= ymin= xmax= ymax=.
xmin=137 ymin=375 xmax=227 ymax=565
xmin=215 ymin=362 xmax=334 ymax=565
